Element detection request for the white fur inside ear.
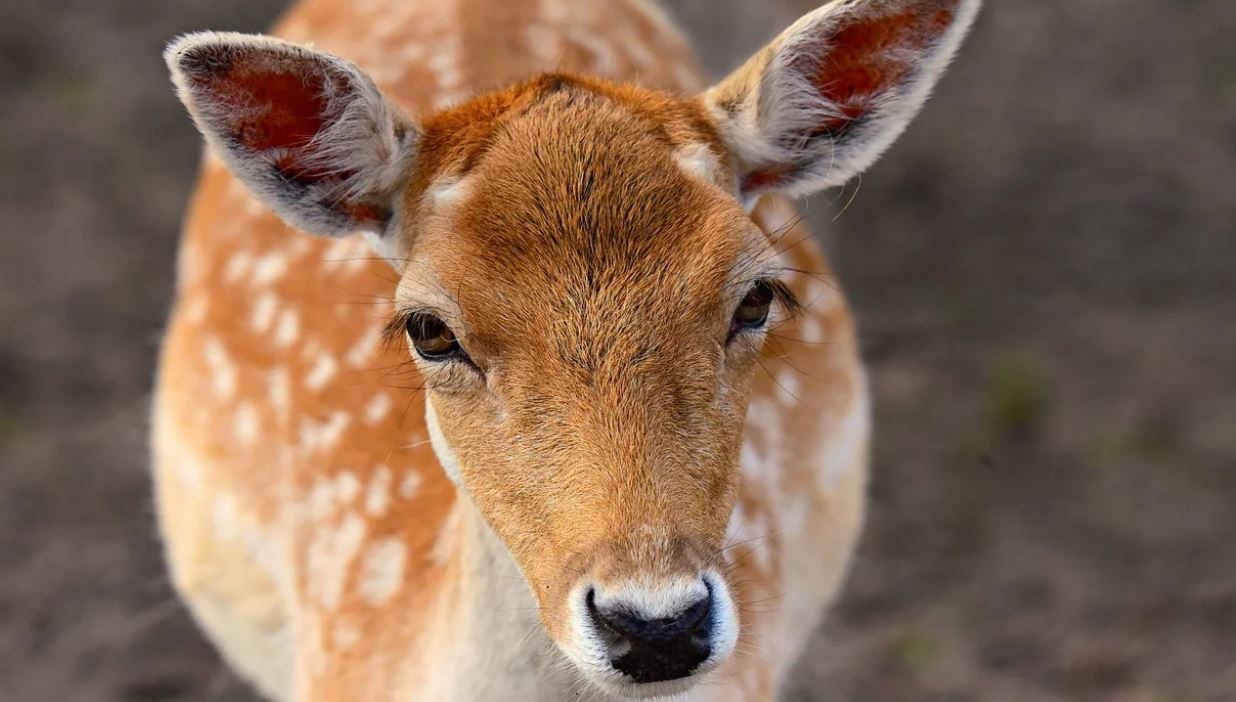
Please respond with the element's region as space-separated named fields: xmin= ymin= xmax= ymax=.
xmin=164 ymin=31 xmax=421 ymax=241
xmin=703 ymin=0 xmax=983 ymax=200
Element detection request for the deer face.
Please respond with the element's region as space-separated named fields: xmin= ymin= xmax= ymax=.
xmin=165 ymin=0 xmax=979 ymax=695
xmin=392 ymin=80 xmax=779 ymax=693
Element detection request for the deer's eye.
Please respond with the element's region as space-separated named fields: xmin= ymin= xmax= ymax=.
xmin=729 ymin=281 xmax=775 ymax=341
xmin=406 ymin=313 xmax=463 ymax=361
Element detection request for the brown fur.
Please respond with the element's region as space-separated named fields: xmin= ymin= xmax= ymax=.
xmin=154 ymin=0 xmax=977 ymax=698
xmin=404 ymin=75 xmax=762 ymax=637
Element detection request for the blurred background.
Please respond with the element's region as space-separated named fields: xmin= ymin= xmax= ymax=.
xmin=1 ymin=1 xmax=1233 ymax=700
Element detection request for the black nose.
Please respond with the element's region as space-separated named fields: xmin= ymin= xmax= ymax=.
xmin=586 ymin=587 xmax=713 ymax=683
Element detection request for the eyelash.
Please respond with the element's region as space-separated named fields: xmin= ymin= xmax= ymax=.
xmin=382 ymin=308 xmax=423 ymax=347
xmin=754 ymin=278 xmax=802 ymax=316
xmin=728 ymin=278 xmax=802 ymax=340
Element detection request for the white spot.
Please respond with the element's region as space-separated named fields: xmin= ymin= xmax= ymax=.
xmin=305 ymin=354 xmax=338 ymax=391
xmin=817 ymin=376 xmax=871 ymax=490
xmin=251 ymin=253 xmax=288 ymax=286
xmin=309 ymin=513 xmax=366 ymax=609
xmin=274 ymin=309 xmax=301 ymax=347
xmin=268 ymin=368 xmax=291 ymax=414
xmin=399 ymin=42 xmax=427 ymax=63
xmin=335 ymin=471 xmax=361 ymax=504
xmin=233 ymin=402 xmax=260 ymax=444
xmin=332 ymin=621 xmax=361 ymax=650
xmin=776 ymin=371 xmax=802 ymax=404
xmin=398 ymin=471 xmax=423 ymax=500
xmin=310 ymin=478 xmax=337 ymax=522
xmin=345 ymin=331 xmax=382 ymax=368
xmin=525 ymin=23 xmax=562 ymax=64
xmin=746 ymin=396 xmax=776 ymax=431
xmin=743 ymin=397 xmax=783 ymax=491
xmin=184 ymin=296 xmax=210 ymax=325
xmin=805 ymin=278 xmax=838 ymax=312
xmin=224 ymin=251 xmax=254 ymax=283
xmin=432 ymin=90 xmax=470 ymax=111
xmin=365 ymin=465 xmax=392 ymax=517
xmin=540 ymin=0 xmax=568 ymax=23
xmin=299 ymin=412 xmax=350 ymax=454
xmin=287 ymin=237 xmax=315 ymax=257
xmin=426 ymin=35 xmax=465 ymax=98
xmin=251 ymin=293 xmax=278 ymax=333
xmin=242 ymin=193 xmax=268 ymax=218
xmin=674 ymin=143 xmax=724 ymax=187
xmin=324 ymin=237 xmax=371 ymax=273
xmin=740 ymin=440 xmax=763 ymax=480
xmin=202 ymin=337 xmax=237 ymax=400
xmin=365 ymin=393 xmax=392 ymax=425
xmin=436 ymin=65 xmax=465 ymax=90
xmin=427 ymin=44 xmax=458 ymax=76
xmin=357 ymin=537 xmax=406 ymax=606
xmin=749 ymin=509 xmax=773 ymax=571
xmin=427 ymin=175 xmax=472 ymax=208
xmin=212 ymin=495 xmax=240 ymax=542
xmin=800 ymin=316 xmax=824 ymax=344
xmin=568 ymin=30 xmax=619 ymax=77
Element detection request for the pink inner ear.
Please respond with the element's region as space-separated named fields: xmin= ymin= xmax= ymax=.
xmin=811 ymin=3 xmax=957 ymax=129
xmin=193 ymin=55 xmax=352 ymax=192
xmin=741 ymin=2 xmax=956 ymax=195
xmin=741 ymin=163 xmax=798 ymax=194
xmin=180 ymin=47 xmax=393 ymax=228
xmin=204 ymin=59 xmax=334 ymax=152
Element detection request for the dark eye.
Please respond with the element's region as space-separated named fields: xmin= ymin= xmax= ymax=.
xmin=406 ymin=313 xmax=463 ymax=361
xmin=729 ymin=281 xmax=775 ymax=340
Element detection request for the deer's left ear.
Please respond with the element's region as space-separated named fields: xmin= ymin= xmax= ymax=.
xmin=700 ymin=0 xmax=981 ymax=205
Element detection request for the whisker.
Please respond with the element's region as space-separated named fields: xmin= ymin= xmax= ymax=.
xmin=830 ymin=172 xmax=863 ymax=223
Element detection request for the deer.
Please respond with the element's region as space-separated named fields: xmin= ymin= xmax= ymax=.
xmin=153 ymin=0 xmax=980 ymax=699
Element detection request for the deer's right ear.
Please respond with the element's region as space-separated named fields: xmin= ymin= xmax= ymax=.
xmin=165 ymin=32 xmax=419 ymax=243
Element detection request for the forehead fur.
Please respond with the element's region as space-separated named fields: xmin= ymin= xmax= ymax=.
xmin=403 ymin=75 xmax=759 ymax=360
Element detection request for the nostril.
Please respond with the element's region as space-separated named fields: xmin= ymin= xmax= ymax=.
xmin=678 ymin=595 xmax=711 ymax=632
xmin=585 ymin=583 xmax=715 ymax=683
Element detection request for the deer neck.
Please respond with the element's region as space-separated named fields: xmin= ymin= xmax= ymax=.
xmin=419 ymin=497 xmax=572 ymax=700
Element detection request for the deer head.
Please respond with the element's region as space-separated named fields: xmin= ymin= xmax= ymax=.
xmin=165 ymin=0 xmax=978 ymax=696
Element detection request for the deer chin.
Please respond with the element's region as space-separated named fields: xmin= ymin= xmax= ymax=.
xmin=555 ymin=570 xmax=740 ymax=699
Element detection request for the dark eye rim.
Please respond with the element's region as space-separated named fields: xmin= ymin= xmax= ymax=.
xmin=727 ymin=278 xmax=802 ymax=343
xmin=383 ymin=310 xmax=470 ymax=363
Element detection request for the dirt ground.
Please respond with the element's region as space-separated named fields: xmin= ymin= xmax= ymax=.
xmin=1 ymin=1 xmax=1234 ymax=700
